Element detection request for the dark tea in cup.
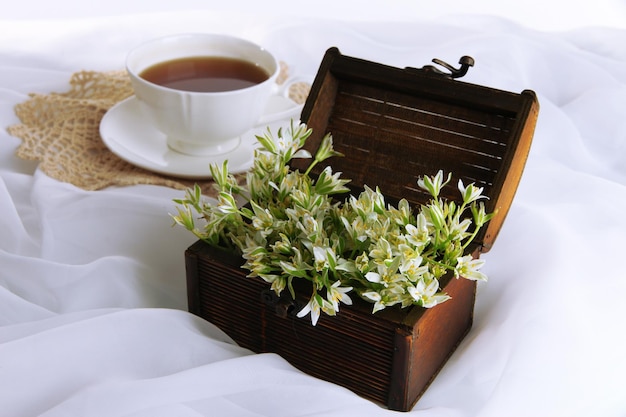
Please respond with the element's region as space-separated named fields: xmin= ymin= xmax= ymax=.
xmin=126 ymin=33 xmax=279 ymax=156
xmin=139 ymin=56 xmax=270 ymax=93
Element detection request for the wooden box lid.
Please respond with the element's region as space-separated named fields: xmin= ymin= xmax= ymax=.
xmin=292 ymin=47 xmax=539 ymax=253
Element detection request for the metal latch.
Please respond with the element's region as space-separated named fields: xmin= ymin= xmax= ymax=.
xmin=412 ymin=56 xmax=475 ymax=79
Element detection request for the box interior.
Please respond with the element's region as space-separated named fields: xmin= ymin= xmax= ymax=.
xmin=294 ymin=47 xmax=539 ymax=252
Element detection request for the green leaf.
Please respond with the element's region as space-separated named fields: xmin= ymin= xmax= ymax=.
xmin=255 ymin=128 xmax=277 ymax=154
xmin=209 ymin=160 xmax=229 ymax=189
xmin=279 ymin=260 xmax=310 ymax=278
xmin=314 ymin=166 xmax=350 ymax=195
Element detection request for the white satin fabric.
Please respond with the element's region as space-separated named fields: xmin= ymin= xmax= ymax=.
xmin=2 ymin=2 xmax=626 ymax=416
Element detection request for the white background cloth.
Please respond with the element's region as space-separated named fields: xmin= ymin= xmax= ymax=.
xmin=2 ymin=1 xmax=626 ymax=416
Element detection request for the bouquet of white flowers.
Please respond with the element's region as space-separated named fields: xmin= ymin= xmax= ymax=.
xmin=172 ymin=121 xmax=493 ymax=325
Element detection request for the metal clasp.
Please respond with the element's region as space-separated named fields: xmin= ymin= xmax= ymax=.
xmin=420 ymin=56 xmax=475 ymax=79
xmin=260 ymin=289 xmax=301 ymax=318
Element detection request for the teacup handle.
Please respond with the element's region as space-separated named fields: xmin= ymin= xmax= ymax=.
xmin=257 ymin=75 xmax=312 ymax=126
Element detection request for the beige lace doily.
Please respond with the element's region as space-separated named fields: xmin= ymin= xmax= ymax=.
xmin=7 ymin=64 xmax=310 ymax=196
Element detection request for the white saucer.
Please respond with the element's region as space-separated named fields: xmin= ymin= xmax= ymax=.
xmin=100 ymin=95 xmax=303 ymax=179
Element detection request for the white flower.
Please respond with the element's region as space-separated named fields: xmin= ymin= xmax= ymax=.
xmin=457 ymin=179 xmax=486 ymax=204
xmin=471 ymin=201 xmax=493 ymax=227
xmin=216 ymin=191 xmax=239 ymax=215
xmin=369 ymin=237 xmax=393 ymax=263
xmin=425 ymin=203 xmax=446 ymax=230
xmin=327 ymin=281 xmax=353 ymax=311
xmin=455 ymin=255 xmax=487 ymax=281
xmin=449 ymin=217 xmax=472 ymax=238
xmin=404 ymin=222 xmax=428 ymax=248
xmin=399 ymin=254 xmax=428 ymax=281
xmin=298 ymin=212 xmax=319 ymax=237
xmin=272 ymin=171 xmax=300 ymax=199
xmin=313 ymin=245 xmax=337 ymax=271
xmin=389 ymin=198 xmax=412 ymax=225
xmin=297 ymin=296 xmax=322 ymax=326
xmin=313 ymin=132 xmax=343 ymax=163
xmin=417 ymin=170 xmax=451 ymax=198
xmin=361 ymin=291 xmax=386 ymax=313
xmin=354 ymin=252 xmax=370 ymax=273
xmin=365 ymin=271 xmax=382 ymax=283
xmin=314 ymin=166 xmax=350 ymax=195
xmin=408 ymin=278 xmax=451 ymax=308
xmin=297 ymin=294 xmax=335 ymax=326
xmin=250 ymin=201 xmax=274 ymax=234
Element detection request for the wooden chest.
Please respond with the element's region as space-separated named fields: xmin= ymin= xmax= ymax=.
xmin=185 ymin=47 xmax=539 ymax=411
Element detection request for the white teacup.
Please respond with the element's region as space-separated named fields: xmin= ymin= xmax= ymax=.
xmin=126 ymin=33 xmax=280 ymax=156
